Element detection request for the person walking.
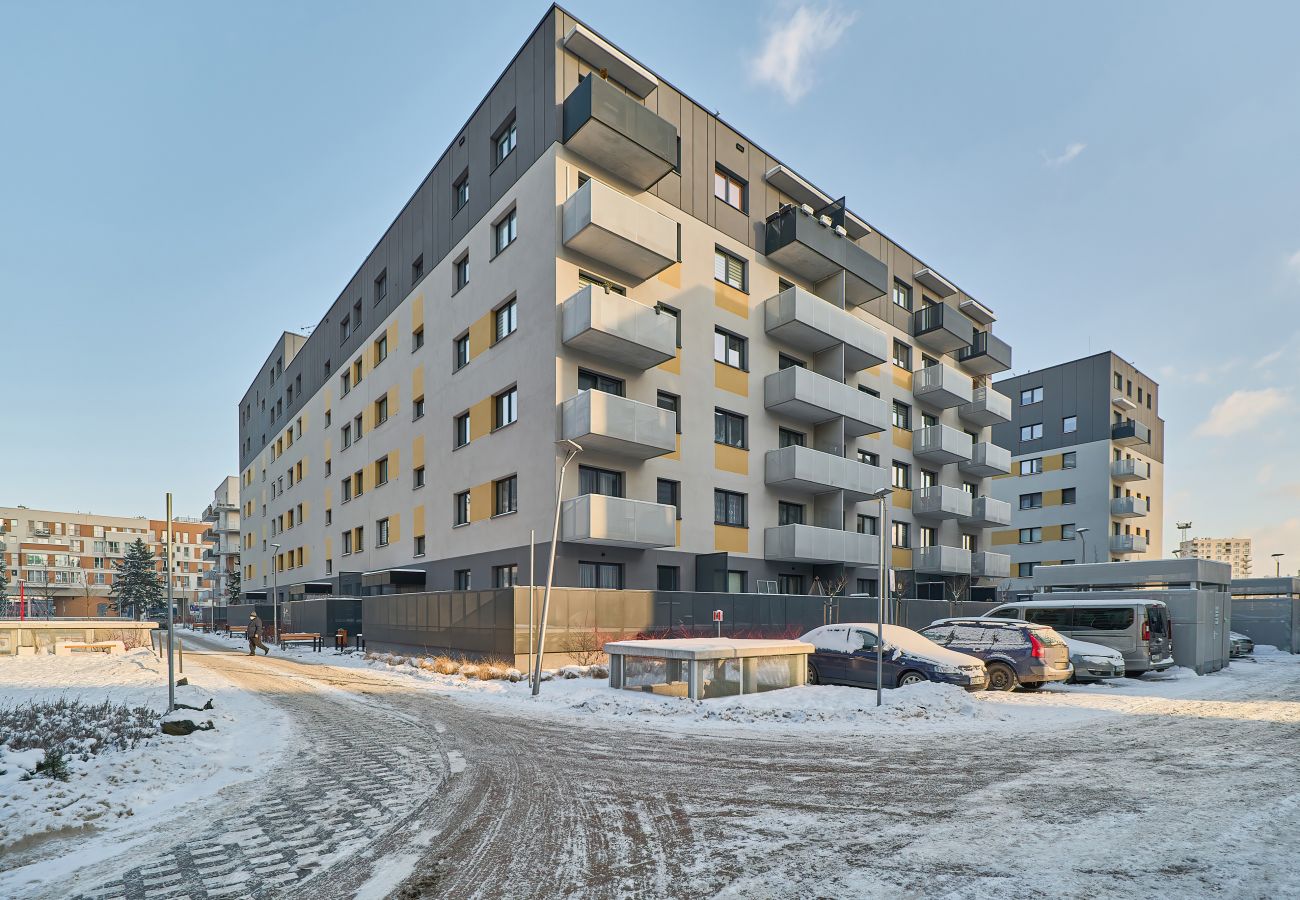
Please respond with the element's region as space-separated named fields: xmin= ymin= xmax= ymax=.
xmin=246 ymin=612 xmax=270 ymax=656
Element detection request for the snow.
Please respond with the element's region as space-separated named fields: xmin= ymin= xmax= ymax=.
xmin=1062 ymin=635 xmax=1126 ymax=665
xmin=802 ymin=623 xmax=985 ymax=669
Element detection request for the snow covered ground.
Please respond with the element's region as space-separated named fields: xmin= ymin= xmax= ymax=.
xmin=0 ymin=645 xmax=288 ymax=885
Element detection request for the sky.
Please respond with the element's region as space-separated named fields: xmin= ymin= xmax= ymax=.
xmin=1 ymin=1 xmax=1298 ymax=571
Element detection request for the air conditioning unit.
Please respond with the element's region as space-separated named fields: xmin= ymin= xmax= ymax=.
xmin=799 ymin=203 xmax=815 ymax=216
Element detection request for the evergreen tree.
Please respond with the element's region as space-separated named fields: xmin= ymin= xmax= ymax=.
xmin=0 ymin=565 xmax=8 ymax=599
xmin=225 ymin=569 xmax=242 ymax=605
xmin=109 ymin=538 xmax=164 ymax=619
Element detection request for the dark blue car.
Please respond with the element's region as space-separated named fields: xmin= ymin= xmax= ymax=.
xmin=918 ymin=619 xmax=1073 ymax=692
xmin=800 ymin=623 xmax=987 ymax=691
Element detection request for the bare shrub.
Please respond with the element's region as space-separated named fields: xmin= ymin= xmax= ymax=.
xmin=107 ymin=630 xmax=150 ymax=651
xmin=560 ymin=630 xmax=610 ymax=666
xmin=431 ymin=656 xmax=459 ymax=675
xmin=0 ymin=699 xmax=157 ymax=762
xmin=459 ymin=663 xmax=480 ymax=679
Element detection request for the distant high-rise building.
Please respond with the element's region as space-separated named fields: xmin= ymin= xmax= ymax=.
xmin=1180 ymin=536 xmax=1252 ymax=578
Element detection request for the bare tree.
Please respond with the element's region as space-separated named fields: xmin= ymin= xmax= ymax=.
xmin=560 ymin=629 xmax=606 ymax=666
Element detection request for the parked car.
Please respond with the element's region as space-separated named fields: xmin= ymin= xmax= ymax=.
xmin=1061 ymin=635 xmax=1127 ymax=682
xmin=919 ymin=619 xmax=1073 ymax=691
xmin=800 ymin=623 xmax=987 ymax=691
xmin=1230 ymin=632 xmax=1255 ymax=658
xmin=983 ymin=598 xmax=1174 ymax=676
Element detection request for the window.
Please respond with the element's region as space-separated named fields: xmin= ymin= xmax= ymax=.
xmin=1114 ymin=372 xmax=1123 ymax=390
xmin=857 ymin=578 xmax=879 ymax=597
xmin=493 ymin=475 xmax=517 ymax=516
xmin=1020 ymin=458 xmax=1043 ymax=476
xmin=1018 ymin=562 xmax=1036 ymax=578
xmin=1020 ymin=492 xmax=1043 ymax=510
xmin=891 ymin=521 xmax=910 ymax=549
xmin=856 ymin=514 xmax=878 ymax=535
xmin=919 ymin=526 xmax=937 ymax=548
xmin=1020 ymin=387 xmax=1044 ymax=405
xmin=375 ymin=456 xmax=389 ymax=486
xmin=579 ymin=465 xmax=623 ymax=497
xmin=454 ymin=254 xmax=470 ymax=291
xmin=657 ymin=479 xmax=681 ymax=518
xmin=714 ymin=166 xmax=746 ymax=211
xmin=714 ymin=328 xmax=747 ymax=369
xmin=657 ymin=391 xmax=680 ymax=433
xmin=454 ymin=491 xmax=470 ymax=526
xmin=578 ymin=368 xmax=624 ymax=396
xmin=778 ymin=353 xmax=806 ymax=370
xmin=714 ymin=489 xmax=747 ymax=527
xmin=1062 ymin=487 xmax=1077 ymax=504
xmin=494 ymin=298 xmax=517 ymax=341
xmin=339 ymin=315 xmax=350 ymax=344
xmin=493 ymin=564 xmax=519 ymax=588
xmin=454 ymin=412 xmax=470 ymax=448
xmin=726 ymin=571 xmax=747 ymax=593
xmin=376 ymin=517 xmax=390 ymax=547
xmin=340 ymin=370 xmax=352 ymax=396
xmin=1063 ymin=415 xmax=1078 ymax=433
xmin=1019 ymin=527 xmax=1042 ymax=544
xmin=412 ymin=326 xmax=425 ymax=351
xmin=494 ymin=209 xmax=518 ymax=254
xmin=921 ymin=469 xmax=938 ymax=489
xmin=373 ymin=269 xmax=387 ymax=305
xmin=1020 ymin=423 xmax=1043 ymax=441
xmin=411 ymin=255 xmax=424 ymax=284
xmin=578 ymin=561 xmax=623 ymax=589
xmin=353 ymin=526 xmax=364 ymax=552
xmin=375 ymin=396 xmax=389 ymax=426
xmin=1062 ymin=451 xmax=1077 ymax=469
xmin=494 ymin=118 xmax=517 ymax=164
xmin=414 ymin=535 xmax=426 ymax=557
xmin=494 ymin=387 xmax=518 ymax=429
xmin=777 ymin=574 xmax=803 ymax=594
xmin=454 ymin=334 xmax=470 ymax=369
xmin=922 ymin=412 xmax=938 ymax=428
xmin=657 ymin=565 xmax=680 ymax=591
xmin=413 ymin=466 xmax=426 ymax=489
xmin=353 ymin=469 xmax=364 ymax=495
xmin=858 ymin=449 xmax=879 ymax=467
xmin=780 ymin=428 xmax=806 ymax=448
xmin=714 ymin=247 xmax=746 ymax=291
xmin=453 ymin=172 xmax=469 ymax=211
xmin=778 ymin=502 xmax=805 ymax=526
xmin=413 ymin=395 xmax=425 ymax=420
xmin=341 ymin=423 xmax=352 ymax=449
xmin=342 ymin=530 xmax=353 ymax=555
xmin=579 ymin=270 xmax=626 ymax=295
xmin=891 ymin=339 xmax=912 ymax=370
xmin=454 ymin=569 xmax=472 ymax=590
xmin=1062 ymin=523 xmax=1077 ymax=540
xmin=341 ymin=475 xmax=353 ymax=503
xmin=714 ymin=409 xmax=747 ymax=448
xmin=891 ymin=401 xmax=911 ymax=430
xmin=892 ymin=462 xmax=911 ymax=490
xmin=892 ymin=280 xmax=913 ymax=310
xmin=656 ymin=303 xmax=681 ymax=347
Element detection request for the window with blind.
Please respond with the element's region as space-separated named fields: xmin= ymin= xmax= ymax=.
xmin=714 ymin=247 xmax=746 ymax=291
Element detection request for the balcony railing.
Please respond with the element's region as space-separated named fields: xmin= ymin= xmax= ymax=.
xmin=764 ymin=524 xmax=880 ymax=566
xmin=911 ymin=303 xmax=974 ymax=353
xmin=561 ymin=75 xmax=678 ymax=190
xmin=560 ymin=390 xmax=676 ymax=459
xmin=971 ymin=551 xmax=1011 ymax=579
xmin=763 ymin=366 xmax=888 ymax=437
xmin=912 ymin=425 xmax=973 ymax=465
xmin=1110 ymin=496 xmax=1148 ymax=518
xmin=913 ymin=545 xmax=972 ymax=576
xmin=1110 ymin=534 xmax=1148 ymax=554
xmin=959 ymin=442 xmax=1012 ymax=477
xmin=1111 ymin=458 xmax=1150 ymax=482
xmin=958 ymin=386 xmax=1012 ymax=426
xmin=1111 ymin=420 xmax=1152 ymax=446
xmin=763 ymin=286 xmax=887 ymax=371
xmin=961 ymin=496 xmax=1012 ymax=528
xmin=956 ymin=330 xmax=1013 ymax=375
xmin=561 ymin=178 xmax=679 ymax=282
xmin=912 ymin=486 xmax=973 ymax=521
xmin=560 ymin=494 xmax=675 ymax=549
xmin=763 ymin=204 xmax=888 ymax=306
xmin=913 ymin=362 xmax=974 ymax=409
xmin=561 ymin=285 xmax=676 ymax=370
xmin=763 ymin=445 xmax=888 ymax=502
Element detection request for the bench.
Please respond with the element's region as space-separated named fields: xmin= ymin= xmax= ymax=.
xmin=58 ymin=641 xmax=125 ymax=656
xmin=279 ymin=632 xmax=322 ymax=652
xmin=226 ymin=625 xmax=247 ymax=637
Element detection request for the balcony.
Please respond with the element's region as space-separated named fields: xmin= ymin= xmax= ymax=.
xmin=958 ymin=386 xmax=1012 ymax=426
xmin=956 ymin=331 xmax=1013 ymax=375
xmin=561 ymin=75 xmax=678 ymax=190
xmin=763 ymin=205 xmax=888 ymax=306
xmin=911 ymin=303 xmax=974 ymax=353
xmin=763 ymin=366 xmax=888 ymax=437
xmin=1112 ymin=420 xmax=1152 ymax=446
xmin=560 ymin=494 xmax=675 ymax=549
xmin=913 ymin=362 xmax=974 ymax=409
xmin=1110 ymin=534 xmax=1148 ymax=555
xmin=561 ymin=178 xmax=678 ymax=282
xmin=971 ymin=551 xmax=1011 ymax=580
xmin=763 ymin=286 xmax=887 ymax=371
xmin=912 ymin=545 xmax=972 ymax=576
xmin=764 ymin=524 xmax=880 ymax=566
xmin=912 ymin=486 xmax=973 ymax=521
xmin=764 ymin=445 xmax=888 ymax=502
xmin=561 ymin=285 xmax=676 ymax=369
xmin=1110 ymin=496 xmax=1148 ymax=518
xmin=1111 ymin=458 xmax=1150 ymax=482
xmin=913 ymin=425 xmax=973 ymax=465
xmin=961 ymin=496 xmax=1012 ymax=528
xmin=560 ymin=390 xmax=676 ymax=459
xmin=959 ymin=442 xmax=1012 ymax=478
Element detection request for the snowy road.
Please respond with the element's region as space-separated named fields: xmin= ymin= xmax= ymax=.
xmin=38 ymin=637 xmax=1300 ymax=899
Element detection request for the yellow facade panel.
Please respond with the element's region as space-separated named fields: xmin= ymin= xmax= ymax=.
xmin=891 ymin=427 xmax=911 ymax=449
xmin=714 ymin=443 xmax=748 ymax=475
xmin=714 ymin=361 xmax=749 ymax=397
xmin=413 ymin=505 xmax=426 ymax=538
xmin=470 ymin=396 xmax=494 ymax=440
xmin=892 ymin=368 xmax=913 ymax=391
xmin=713 ymin=282 xmax=749 ymax=319
xmin=991 ymin=530 xmax=1018 ymax=546
xmin=469 ymin=482 xmax=492 ymax=522
xmin=714 ymin=524 xmax=749 ymax=553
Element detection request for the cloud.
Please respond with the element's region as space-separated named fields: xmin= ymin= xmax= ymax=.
xmin=1194 ymin=388 xmax=1291 ymax=437
xmin=750 ymin=3 xmax=856 ymax=103
xmin=1043 ymin=142 xmax=1086 ymax=168
xmin=1286 ymin=249 xmax=1300 ymax=282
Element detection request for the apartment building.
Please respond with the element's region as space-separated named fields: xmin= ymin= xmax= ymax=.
xmin=1180 ymin=536 xmax=1252 ymax=578
xmin=0 ymin=506 xmax=214 ymax=615
xmin=236 ymin=7 xmax=1018 ymax=606
xmin=990 ymin=352 xmax=1165 ymax=588
xmin=201 ymin=476 xmax=242 ymax=605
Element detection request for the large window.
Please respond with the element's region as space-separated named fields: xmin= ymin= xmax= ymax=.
xmin=579 ymin=561 xmax=623 ymax=589
xmin=892 ymin=462 xmax=911 ymax=490
xmin=714 ymin=166 xmax=746 ymax=211
xmin=892 ymin=280 xmax=912 ymax=310
xmin=892 ymin=401 xmax=911 ymax=430
xmin=578 ymin=368 xmax=624 ymax=396
xmin=1019 ymin=527 xmax=1042 ymax=544
xmin=1020 ymin=387 xmax=1043 ymax=405
xmin=714 ymin=409 xmax=747 ymax=448
xmin=714 ymin=489 xmax=747 ymax=527
xmin=657 ymin=479 xmax=681 ymax=518
xmin=494 ymin=387 xmax=518 ymax=429
xmin=857 ymin=514 xmax=878 ymax=535
xmin=493 ymin=475 xmax=517 ymax=516
xmin=780 ymin=428 xmax=806 ymax=448
xmin=1020 ymin=458 xmax=1043 ymax=476
xmin=1020 ymin=492 xmax=1043 ymax=510
xmin=714 ymin=328 xmax=747 ymax=369
xmin=714 ymin=247 xmax=746 ymax=291
xmin=494 ymin=298 xmax=517 ymax=341
xmin=778 ymin=502 xmax=805 ymax=526
xmin=891 ymin=339 xmax=912 ymax=370
xmin=494 ymin=210 xmax=517 ymax=254
xmin=891 ymin=521 xmax=910 ymax=549
xmin=579 ymin=465 xmax=623 ymax=497
xmin=493 ymin=564 xmax=519 ymax=588
xmin=1020 ymin=423 xmax=1043 ymax=441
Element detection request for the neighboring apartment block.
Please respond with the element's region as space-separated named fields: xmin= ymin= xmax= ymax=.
xmin=1180 ymin=536 xmax=1252 ymax=578
xmin=236 ymin=6 xmax=1019 ymax=606
xmin=991 ymin=352 xmax=1165 ymax=587
xmin=0 ymin=506 xmax=214 ymax=615
xmin=201 ymin=476 xmax=242 ymax=605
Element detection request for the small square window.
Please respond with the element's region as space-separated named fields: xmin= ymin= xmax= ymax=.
xmin=454 ymin=334 xmax=470 ymax=370
xmin=714 ymin=166 xmax=746 ymax=212
xmin=494 ymin=209 xmax=518 ymax=254
xmin=413 ymin=465 xmax=425 ymax=489
xmin=494 ymin=118 xmax=517 ymax=165
xmin=413 ymin=395 xmax=425 ymax=420
xmin=412 ymin=326 xmax=425 ymax=351
xmin=494 ymin=387 xmax=518 ymax=429
xmin=713 ymin=247 xmax=746 ymax=291
xmin=411 ymin=255 xmax=423 ymax=284
xmin=494 ymin=298 xmax=517 ymax=342
xmin=454 ymin=254 xmax=470 ymax=291
xmin=1063 ymin=415 xmax=1078 ymax=433
xmin=1062 ymin=451 xmax=1077 ymax=469
xmin=374 ymin=269 xmax=387 ymax=305
xmin=414 ymin=535 xmax=426 ymax=557
xmin=713 ymin=328 xmax=747 ymax=369
xmin=453 ymin=172 xmax=469 ymax=211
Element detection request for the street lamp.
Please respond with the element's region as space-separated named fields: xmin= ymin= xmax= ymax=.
xmin=532 ymin=440 xmax=582 ymax=696
xmin=1074 ymin=527 xmax=1090 ymax=564
xmin=863 ymin=486 xmax=895 ymax=709
xmin=1273 ymin=553 xmax=1285 ymax=577
xmin=270 ymin=542 xmax=281 ymax=643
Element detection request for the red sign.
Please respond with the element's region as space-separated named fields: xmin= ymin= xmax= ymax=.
xmin=713 ymin=609 xmax=723 ymax=622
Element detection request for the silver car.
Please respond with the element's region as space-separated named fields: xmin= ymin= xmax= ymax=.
xmin=1230 ymin=632 xmax=1255 ymax=658
xmin=984 ymin=598 xmax=1175 ymax=676
xmin=1062 ymin=635 xmax=1126 ymax=682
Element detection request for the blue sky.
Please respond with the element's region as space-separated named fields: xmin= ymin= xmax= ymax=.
xmin=2 ymin=1 xmax=1297 ymax=570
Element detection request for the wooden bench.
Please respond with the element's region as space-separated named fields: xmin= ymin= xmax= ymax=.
xmin=226 ymin=625 xmax=247 ymax=637
xmin=278 ymin=632 xmax=322 ymax=652
xmin=59 ymin=641 xmax=124 ymax=655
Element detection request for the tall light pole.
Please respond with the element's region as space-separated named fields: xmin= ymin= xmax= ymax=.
xmin=865 ymin=486 xmax=894 ymax=709
xmin=532 ymin=440 xmax=582 ymax=696
xmin=270 ymin=542 xmax=281 ymax=643
xmin=165 ymin=494 xmax=176 ymax=714
xmin=1273 ymin=553 xmax=1285 ymax=577
xmin=1075 ymin=527 xmax=1090 ymax=565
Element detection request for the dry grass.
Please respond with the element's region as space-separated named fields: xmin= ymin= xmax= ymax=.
xmin=0 ymin=698 xmax=157 ymax=762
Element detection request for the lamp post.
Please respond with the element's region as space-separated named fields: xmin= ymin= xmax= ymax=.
xmin=1074 ymin=527 xmax=1090 ymax=565
xmin=532 ymin=440 xmax=582 ymax=696
xmin=864 ymin=486 xmax=895 ymax=709
xmin=1273 ymin=553 xmax=1285 ymax=577
xmin=270 ymin=542 xmax=281 ymax=643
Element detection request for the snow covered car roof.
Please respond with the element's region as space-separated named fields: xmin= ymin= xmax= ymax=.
xmin=800 ymin=624 xmax=984 ymax=669
xmin=1060 ymin=635 xmax=1125 ymax=659
xmin=928 ymin=617 xmax=1056 ymax=631
xmin=989 ymin=597 xmax=1168 ymax=610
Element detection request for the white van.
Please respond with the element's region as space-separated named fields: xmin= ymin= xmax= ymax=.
xmin=983 ymin=598 xmax=1174 ymax=676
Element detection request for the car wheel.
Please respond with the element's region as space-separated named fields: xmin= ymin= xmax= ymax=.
xmin=897 ymin=671 xmax=926 ymax=687
xmin=807 ymin=662 xmax=820 ymax=685
xmin=986 ymin=662 xmax=1018 ymax=692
